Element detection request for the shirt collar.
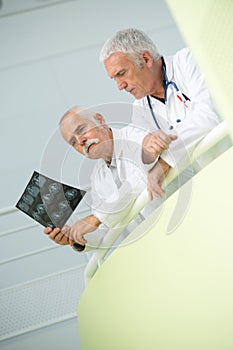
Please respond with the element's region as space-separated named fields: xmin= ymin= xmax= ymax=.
xmin=104 ymin=128 xmax=119 ymax=168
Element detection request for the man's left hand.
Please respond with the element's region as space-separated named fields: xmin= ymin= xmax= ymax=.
xmin=147 ymin=157 xmax=171 ymax=200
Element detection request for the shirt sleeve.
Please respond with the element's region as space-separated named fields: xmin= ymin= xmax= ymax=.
xmin=90 ymin=129 xmax=149 ymax=228
xmin=92 ymin=179 xmax=146 ymax=228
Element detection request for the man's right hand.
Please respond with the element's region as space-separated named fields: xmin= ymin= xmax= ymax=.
xmin=142 ymin=130 xmax=177 ymax=164
xmin=44 ymin=225 xmax=75 ymax=246
xmin=43 ymin=215 xmax=101 ymax=248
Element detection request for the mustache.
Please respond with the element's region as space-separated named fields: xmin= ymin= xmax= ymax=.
xmin=83 ymin=138 xmax=99 ymax=157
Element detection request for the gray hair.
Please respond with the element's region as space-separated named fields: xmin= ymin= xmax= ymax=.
xmin=99 ymin=28 xmax=161 ymax=68
xmin=59 ymin=106 xmax=101 ymax=126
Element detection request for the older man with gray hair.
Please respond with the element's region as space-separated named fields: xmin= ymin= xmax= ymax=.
xmin=100 ymin=28 xmax=221 ymax=199
xmin=44 ymin=106 xmax=176 ymax=250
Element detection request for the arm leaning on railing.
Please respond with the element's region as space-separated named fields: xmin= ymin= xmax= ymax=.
xmin=84 ymin=121 xmax=230 ymax=285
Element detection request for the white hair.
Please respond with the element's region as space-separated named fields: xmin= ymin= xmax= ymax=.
xmin=99 ymin=28 xmax=161 ymax=67
xmin=59 ymin=106 xmax=101 ymax=126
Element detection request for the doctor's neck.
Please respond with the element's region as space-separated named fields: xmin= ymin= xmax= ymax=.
xmin=149 ymin=58 xmax=165 ymax=99
xmin=101 ymin=128 xmax=114 ymax=164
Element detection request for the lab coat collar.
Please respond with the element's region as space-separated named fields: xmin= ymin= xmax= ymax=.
xmin=162 ymin=54 xmax=176 ymax=102
xmin=148 ymin=54 xmax=175 ymax=106
xmin=163 ymin=54 xmax=175 ymax=82
xmin=111 ymin=128 xmax=124 ymax=160
xmin=104 ymin=128 xmax=122 ymax=168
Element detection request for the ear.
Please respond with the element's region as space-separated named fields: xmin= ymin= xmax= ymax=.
xmin=141 ymin=50 xmax=153 ymax=67
xmin=93 ymin=113 xmax=106 ymax=127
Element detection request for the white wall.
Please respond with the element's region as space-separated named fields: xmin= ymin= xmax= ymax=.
xmin=0 ymin=0 xmax=185 ymax=208
xmin=0 ymin=0 xmax=185 ymax=349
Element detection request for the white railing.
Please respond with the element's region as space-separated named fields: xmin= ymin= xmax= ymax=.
xmin=1 ymin=121 xmax=230 ymax=285
xmin=84 ymin=121 xmax=231 ymax=285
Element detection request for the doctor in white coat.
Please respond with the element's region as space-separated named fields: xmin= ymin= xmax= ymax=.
xmin=44 ymin=106 xmax=176 ymax=250
xmin=100 ymin=28 xmax=221 ymax=199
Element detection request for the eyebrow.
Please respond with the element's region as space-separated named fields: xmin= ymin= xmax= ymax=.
xmin=75 ymin=124 xmax=85 ymax=134
xmin=112 ymin=69 xmax=126 ymax=79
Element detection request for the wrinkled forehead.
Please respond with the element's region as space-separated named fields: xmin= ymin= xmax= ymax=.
xmin=104 ymin=52 xmax=135 ymax=75
xmin=105 ymin=51 xmax=132 ymax=64
xmin=60 ymin=113 xmax=95 ymax=141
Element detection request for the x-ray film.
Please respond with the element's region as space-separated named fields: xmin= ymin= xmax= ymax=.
xmin=15 ymin=171 xmax=86 ymax=229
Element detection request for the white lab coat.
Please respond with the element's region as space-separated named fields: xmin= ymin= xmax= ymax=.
xmin=83 ymin=49 xmax=222 ymax=250
xmin=90 ymin=126 xmax=152 ymax=228
xmin=132 ymin=48 xmax=221 ymax=170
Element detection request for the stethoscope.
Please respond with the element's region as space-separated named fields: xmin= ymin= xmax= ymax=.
xmin=147 ymin=62 xmax=190 ymax=130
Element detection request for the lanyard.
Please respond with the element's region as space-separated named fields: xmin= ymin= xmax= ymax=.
xmin=147 ymin=63 xmax=190 ymax=130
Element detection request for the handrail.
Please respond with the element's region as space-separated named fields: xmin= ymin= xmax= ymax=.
xmin=84 ymin=121 xmax=230 ymax=285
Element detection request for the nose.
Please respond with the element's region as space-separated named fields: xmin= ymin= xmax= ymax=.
xmin=116 ymin=78 xmax=127 ymax=91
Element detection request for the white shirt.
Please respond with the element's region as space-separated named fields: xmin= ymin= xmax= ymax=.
xmin=132 ymin=48 xmax=221 ymax=169
xmin=90 ymin=126 xmax=152 ymax=228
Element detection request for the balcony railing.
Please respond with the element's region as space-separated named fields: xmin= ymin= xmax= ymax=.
xmin=84 ymin=121 xmax=231 ymax=285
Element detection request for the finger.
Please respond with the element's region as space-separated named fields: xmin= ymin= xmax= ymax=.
xmin=153 ymin=187 xmax=166 ymax=199
xmin=169 ymin=134 xmax=178 ymax=141
xmin=61 ymin=225 xmax=70 ymax=237
xmin=147 ymin=189 xmax=153 ymax=201
xmin=157 ymin=136 xmax=170 ymax=149
xmin=151 ymin=135 xmax=171 ymax=150
xmin=69 ymin=238 xmax=76 ymax=246
xmin=148 ymin=142 xmax=168 ymax=155
xmin=146 ymin=144 xmax=163 ymax=155
xmin=148 ymin=183 xmax=165 ymax=200
xmin=76 ymin=234 xmax=87 ymax=246
xmin=70 ymin=229 xmax=87 ymax=246
xmin=48 ymin=227 xmax=61 ymax=240
xmin=149 ymin=180 xmax=166 ymax=198
xmin=52 ymin=232 xmax=69 ymax=245
xmin=154 ymin=131 xmax=172 ymax=144
xmin=44 ymin=227 xmax=53 ymax=234
xmin=147 ymin=137 xmax=168 ymax=150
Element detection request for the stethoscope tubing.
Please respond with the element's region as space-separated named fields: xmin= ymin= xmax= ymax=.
xmin=147 ymin=64 xmax=189 ymax=130
xmin=146 ymin=96 xmax=161 ymax=130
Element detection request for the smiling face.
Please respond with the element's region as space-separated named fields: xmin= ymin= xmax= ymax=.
xmin=104 ymin=51 xmax=163 ymax=99
xmin=60 ymin=109 xmax=113 ymax=162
